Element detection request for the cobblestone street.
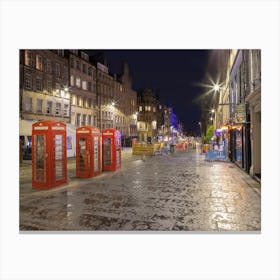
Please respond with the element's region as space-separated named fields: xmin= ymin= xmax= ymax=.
xmin=20 ymin=148 xmax=261 ymax=231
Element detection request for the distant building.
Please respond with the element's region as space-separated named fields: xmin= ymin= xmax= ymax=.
xmin=137 ymin=88 xmax=158 ymax=142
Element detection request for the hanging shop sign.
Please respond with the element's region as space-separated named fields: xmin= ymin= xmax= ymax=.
xmin=235 ymin=103 xmax=246 ymax=123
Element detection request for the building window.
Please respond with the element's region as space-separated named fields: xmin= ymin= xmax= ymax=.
xmin=76 ymin=113 xmax=81 ymax=126
xmin=36 ymin=55 xmax=43 ymax=71
xmin=88 ymin=67 xmax=92 ymax=76
xmin=46 ymin=101 xmax=52 ymax=114
xmin=70 ymin=57 xmax=74 ymax=68
xmin=82 ymin=114 xmax=86 ymax=126
xmin=25 ymin=50 xmax=32 ymax=66
xmin=64 ymin=104 xmax=69 ymax=116
xmin=36 ymin=78 xmax=42 ymax=91
xmin=81 ymin=51 xmax=89 ymax=61
xmin=24 ymin=73 xmax=32 ymax=89
xmin=37 ymin=99 xmax=43 ymax=113
xmin=71 ymin=95 xmax=77 ymax=105
xmin=139 ymin=106 xmax=142 ymax=111
xmin=88 ymin=98 xmax=92 ymax=108
xmin=78 ymin=96 xmax=83 ymax=107
xmin=153 ymin=107 xmax=156 ymax=112
xmin=76 ymin=60 xmax=80 ymax=71
xmin=55 ymin=102 xmax=61 ymax=115
xmin=46 ymin=60 xmax=52 ymax=73
xmin=88 ymin=81 xmax=92 ymax=92
xmin=88 ymin=115 xmax=92 ymax=126
xmin=46 ymin=80 xmax=52 ymax=93
xmin=82 ymin=80 xmax=87 ymax=90
xmin=82 ymin=63 xmax=86 ymax=73
xmin=55 ymin=63 xmax=60 ymax=77
xmin=55 ymin=83 xmax=61 ymax=96
xmin=57 ymin=50 xmax=64 ymax=56
xmin=76 ymin=77 xmax=81 ymax=88
xmin=25 ymin=97 xmax=32 ymax=112
xmin=70 ymin=75 xmax=74 ymax=86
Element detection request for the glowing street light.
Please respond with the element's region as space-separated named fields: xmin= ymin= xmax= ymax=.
xmin=213 ymin=84 xmax=220 ymax=92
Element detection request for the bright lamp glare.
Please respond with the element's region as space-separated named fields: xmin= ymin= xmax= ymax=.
xmin=214 ymin=84 xmax=220 ymax=92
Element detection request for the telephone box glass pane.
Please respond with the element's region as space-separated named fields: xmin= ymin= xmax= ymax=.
xmin=35 ymin=134 xmax=46 ymax=182
xmin=116 ymin=137 xmax=121 ymax=167
xmin=104 ymin=138 xmax=112 ymax=166
xmin=93 ymin=136 xmax=99 ymax=172
xmin=54 ymin=134 xmax=64 ymax=180
xmin=78 ymin=137 xmax=86 ymax=172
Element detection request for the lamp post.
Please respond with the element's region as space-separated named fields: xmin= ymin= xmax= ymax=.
xmin=110 ymin=101 xmax=116 ymax=129
xmin=198 ymin=122 xmax=202 ymax=137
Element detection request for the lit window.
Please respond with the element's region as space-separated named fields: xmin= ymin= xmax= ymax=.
xmin=153 ymin=107 xmax=156 ymax=112
xmin=76 ymin=77 xmax=81 ymax=88
xmin=82 ymin=80 xmax=87 ymax=90
xmin=37 ymin=99 xmax=43 ymax=113
xmin=70 ymin=75 xmax=74 ymax=86
xmin=71 ymin=95 xmax=77 ymax=105
xmin=139 ymin=106 xmax=142 ymax=111
xmin=36 ymin=55 xmax=43 ymax=71
xmin=55 ymin=83 xmax=61 ymax=96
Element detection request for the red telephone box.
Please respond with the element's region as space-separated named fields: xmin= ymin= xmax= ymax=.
xmin=32 ymin=120 xmax=67 ymax=189
xmin=102 ymin=129 xmax=121 ymax=171
xmin=76 ymin=126 xmax=101 ymax=178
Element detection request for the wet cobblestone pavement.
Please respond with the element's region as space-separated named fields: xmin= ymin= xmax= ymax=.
xmin=20 ymin=148 xmax=261 ymax=231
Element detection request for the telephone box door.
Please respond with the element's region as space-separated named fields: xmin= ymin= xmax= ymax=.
xmin=76 ymin=135 xmax=90 ymax=177
xmin=32 ymin=132 xmax=48 ymax=188
xmin=93 ymin=135 xmax=100 ymax=176
xmin=103 ymin=136 xmax=112 ymax=170
xmin=53 ymin=132 xmax=67 ymax=185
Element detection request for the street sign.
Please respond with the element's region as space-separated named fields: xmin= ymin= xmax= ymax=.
xmin=235 ymin=104 xmax=246 ymax=123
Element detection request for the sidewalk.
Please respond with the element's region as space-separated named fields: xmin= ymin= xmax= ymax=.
xmin=20 ymin=147 xmax=135 ymax=196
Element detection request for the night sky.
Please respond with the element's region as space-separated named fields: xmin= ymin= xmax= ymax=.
xmin=90 ymin=50 xmax=211 ymax=135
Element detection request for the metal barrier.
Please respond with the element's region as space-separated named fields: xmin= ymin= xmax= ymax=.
xmin=205 ymin=150 xmax=227 ymax=161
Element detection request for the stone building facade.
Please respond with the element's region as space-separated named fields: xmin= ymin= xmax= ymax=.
xmin=211 ymin=49 xmax=261 ymax=179
xmin=19 ymin=49 xmax=72 ymax=156
xmin=67 ymin=50 xmax=98 ymax=128
xmin=19 ymin=49 xmax=138 ymax=157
